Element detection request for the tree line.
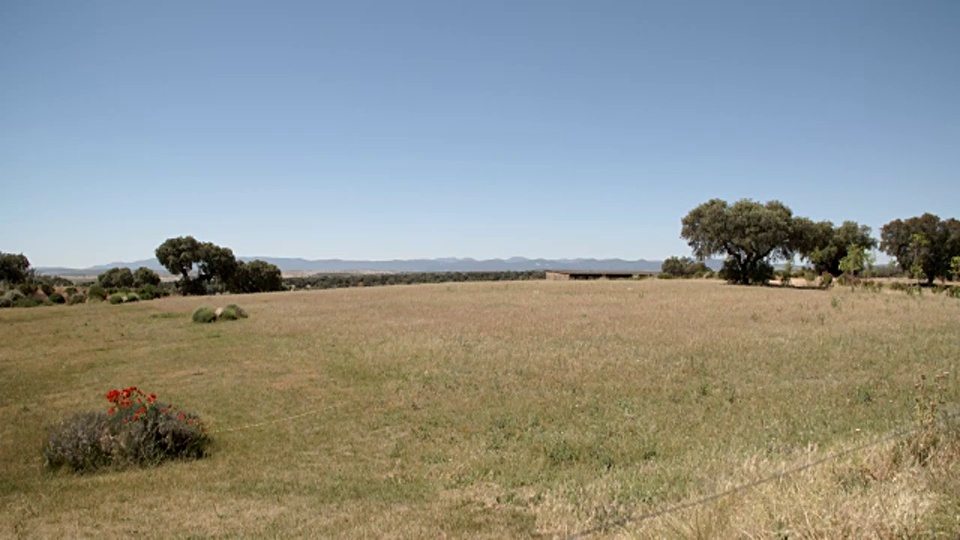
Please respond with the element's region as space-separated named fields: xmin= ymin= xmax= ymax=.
xmin=284 ymin=271 xmax=546 ymax=291
xmin=680 ymin=199 xmax=960 ymax=285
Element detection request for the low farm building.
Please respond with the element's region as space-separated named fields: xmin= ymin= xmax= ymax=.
xmin=545 ymin=270 xmax=655 ymax=281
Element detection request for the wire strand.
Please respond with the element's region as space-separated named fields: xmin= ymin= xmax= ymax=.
xmin=564 ymin=410 xmax=959 ymax=539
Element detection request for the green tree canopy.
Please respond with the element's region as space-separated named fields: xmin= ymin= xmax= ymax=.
xmin=660 ymin=256 xmax=709 ymax=278
xmin=793 ymin=219 xmax=877 ymax=276
xmin=0 ymin=252 xmax=32 ymax=284
xmin=97 ymin=267 xmax=135 ymax=289
xmin=156 ymin=236 xmax=238 ymax=295
xmin=229 ymin=260 xmax=284 ymax=293
xmin=133 ymin=267 xmax=161 ymax=287
xmin=681 ymin=199 xmax=794 ymax=285
xmin=880 ymin=214 xmax=960 ymax=284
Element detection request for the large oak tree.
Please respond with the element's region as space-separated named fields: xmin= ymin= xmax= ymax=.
xmin=880 ymin=214 xmax=960 ymax=284
xmin=681 ymin=199 xmax=794 ymax=285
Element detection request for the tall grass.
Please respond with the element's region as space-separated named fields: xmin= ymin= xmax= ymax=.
xmin=0 ymin=280 xmax=958 ymax=537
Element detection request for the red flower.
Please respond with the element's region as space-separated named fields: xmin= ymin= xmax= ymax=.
xmin=177 ymin=413 xmax=186 ymax=421
xmin=107 ymin=408 xmax=115 ymax=415
xmin=106 ymin=389 xmax=121 ymax=403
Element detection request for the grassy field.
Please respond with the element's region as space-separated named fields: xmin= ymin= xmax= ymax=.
xmin=2 ymin=280 xmax=959 ymax=537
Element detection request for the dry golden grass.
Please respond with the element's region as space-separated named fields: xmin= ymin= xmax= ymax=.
xmin=1 ymin=280 xmax=959 ymax=538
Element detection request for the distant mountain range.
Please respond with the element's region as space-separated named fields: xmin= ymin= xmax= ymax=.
xmin=36 ymin=257 xmax=725 ymax=277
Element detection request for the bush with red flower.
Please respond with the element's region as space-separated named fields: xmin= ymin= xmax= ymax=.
xmin=44 ymin=386 xmax=209 ymax=472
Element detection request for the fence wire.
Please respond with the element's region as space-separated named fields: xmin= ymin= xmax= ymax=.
xmin=206 ymin=396 xmax=957 ymax=539
xmin=564 ymin=409 xmax=960 ymax=539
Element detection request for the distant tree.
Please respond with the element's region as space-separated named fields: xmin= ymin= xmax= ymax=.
xmin=197 ymin=243 xmax=239 ymax=292
xmin=660 ymin=256 xmax=708 ymax=278
xmin=156 ymin=236 xmax=204 ymax=293
xmin=0 ymin=252 xmax=32 ymax=284
xmin=792 ymin=219 xmax=876 ymax=276
xmin=952 ymin=256 xmax=960 ymax=282
xmin=133 ymin=267 xmax=161 ymax=287
xmin=229 ymin=260 xmax=283 ymax=293
xmin=97 ymin=267 xmax=135 ymax=289
xmin=838 ymin=244 xmax=867 ymax=277
xmin=880 ymin=214 xmax=960 ymax=284
xmin=155 ymin=237 xmax=241 ymax=295
xmin=681 ymin=199 xmax=794 ymax=285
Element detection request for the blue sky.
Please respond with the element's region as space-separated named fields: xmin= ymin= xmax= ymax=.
xmin=2 ymin=1 xmax=958 ymax=267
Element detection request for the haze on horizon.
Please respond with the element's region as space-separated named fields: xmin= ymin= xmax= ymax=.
xmin=2 ymin=1 xmax=958 ymax=268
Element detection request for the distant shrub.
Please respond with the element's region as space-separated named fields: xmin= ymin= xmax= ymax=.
xmin=661 ymin=256 xmax=709 ymax=279
xmin=65 ymin=286 xmax=78 ymax=296
xmin=125 ymin=293 xmax=140 ymax=303
xmin=4 ymin=289 xmax=25 ymax=303
xmin=67 ymin=293 xmax=86 ymax=305
xmin=860 ymin=280 xmax=883 ymax=293
xmin=820 ymin=272 xmax=833 ymax=289
xmin=219 ymin=304 xmax=248 ymax=320
xmin=108 ymin=293 xmax=125 ymax=305
xmin=0 ymin=297 xmax=11 ymax=308
xmin=137 ymin=284 xmax=169 ymax=300
xmin=98 ymin=267 xmax=135 ymax=289
xmin=39 ymin=282 xmax=55 ymax=296
xmin=17 ymin=282 xmax=37 ymax=296
xmin=43 ymin=386 xmax=209 ymax=473
xmin=88 ymin=284 xmax=107 ymax=300
xmin=13 ymin=297 xmax=42 ymax=308
xmin=133 ymin=267 xmax=161 ymax=287
xmin=192 ymin=307 xmax=217 ymax=323
xmin=48 ymin=292 xmax=66 ymax=304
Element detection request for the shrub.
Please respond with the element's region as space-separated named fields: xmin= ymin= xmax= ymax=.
xmin=133 ymin=267 xmax=161 ymax=287
xmin=4 ymin=289 xmax=25 ymax=303
xmin=65 ymin=286 xmax=78 ymax=295
xmin=820 ymin=272 xmax=834 ymax=289
xmin=108 ymin=293 xmax=125 ymax=305
xmin=17 ymin=282 xmax=37 ymax=296
xmin=39 ymin=282 xmax=55 ymax=296
xmin=137 ymin=284 xmax=168 ymax=300
xmin=0 ymin=297 xmax=11 ymax=308
xmin=124 ymin=293 xmax=140 ymax=303
xmin=13 ymin=297 xmax=42 ymax=308
xmin=42 ymin=411 xmax=111 ymax=473
xmin=43 ymin=387 xmax=209 ymax=473
xmin=219 ymin=304 xmax=248 ymax=320
xmin=67 ymin=293 xmax=86 ymax=305
xmin=88 ymin=284 xmax=107 ymax=300
xmin=98 ymin=267 xmax=135 ymax=289
xmin=192 ymin=307 xmax=217 ymax=323
xmin=48 ymin=292 xmax=66 ymax=304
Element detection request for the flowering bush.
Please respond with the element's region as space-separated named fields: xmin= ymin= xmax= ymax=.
xmin=44 ymin=386 xmax=210 ymax=473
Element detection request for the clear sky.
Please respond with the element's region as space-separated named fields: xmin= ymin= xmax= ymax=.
xmin=1 ymin=1 xmax=958 ymax=267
